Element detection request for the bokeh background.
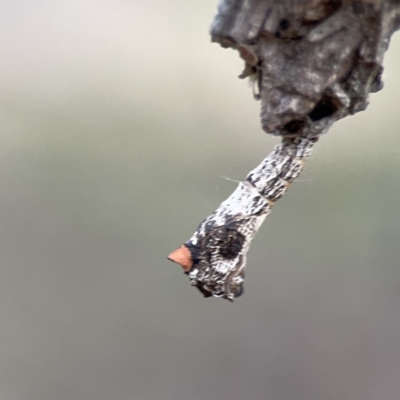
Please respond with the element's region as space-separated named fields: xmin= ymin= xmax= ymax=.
xmin=1 ymin=1 xmax=400 ymax=399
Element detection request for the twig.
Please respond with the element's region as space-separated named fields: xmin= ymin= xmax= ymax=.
xmin=168 ymin=0 xmax=400 ymax=300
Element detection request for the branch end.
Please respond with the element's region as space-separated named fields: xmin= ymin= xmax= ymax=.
xmin=167 ymin=245 xmax=193 ymax=272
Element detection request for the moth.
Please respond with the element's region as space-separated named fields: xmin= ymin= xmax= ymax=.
xmin=168 ymin=137 xmax=315 ymax=301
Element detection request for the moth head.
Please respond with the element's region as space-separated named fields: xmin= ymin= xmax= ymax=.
xmin=168 ymin=227 xmax=248 ymax=301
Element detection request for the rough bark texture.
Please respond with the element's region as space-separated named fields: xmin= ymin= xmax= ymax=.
xmin=168 ymin=0 xmax=400 ymax=301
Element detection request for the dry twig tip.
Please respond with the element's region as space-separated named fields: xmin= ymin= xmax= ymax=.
xmin=167 ymin=245 xmax=193 ymax=272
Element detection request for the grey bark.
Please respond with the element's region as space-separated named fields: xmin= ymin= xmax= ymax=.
xmin=211 ymin=0 xmax=400 ymax=136
xmin=168 ymin=0 xmax=400 ymax=301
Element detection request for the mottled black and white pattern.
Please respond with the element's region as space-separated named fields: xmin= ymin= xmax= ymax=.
xmin=170 ymin=0 xmax=400 ymax=301
xmin=184 ymin=137 xmax=315 ymax=301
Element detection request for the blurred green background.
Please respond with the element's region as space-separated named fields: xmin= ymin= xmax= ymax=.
xmin=1 ymin=1 xmax=400 ymax=399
